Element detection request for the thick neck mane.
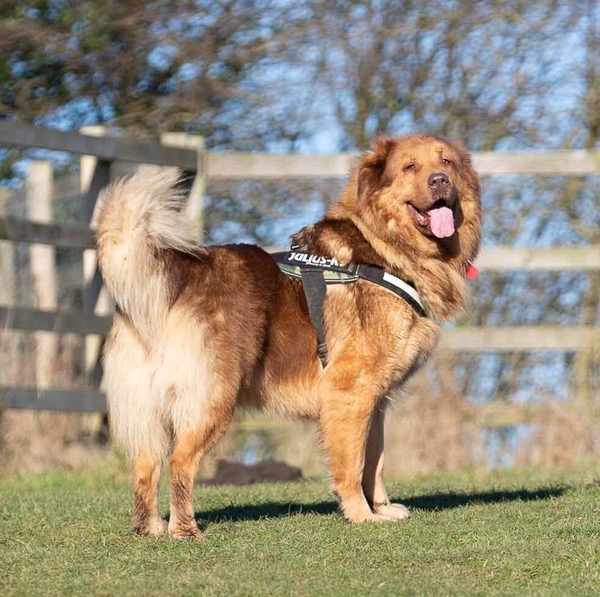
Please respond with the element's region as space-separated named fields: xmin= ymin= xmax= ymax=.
xmin=291 ymin=193 xmax=471 ymax=323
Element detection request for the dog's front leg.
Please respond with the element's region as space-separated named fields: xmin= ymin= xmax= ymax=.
xmin=319 ymin=382 xmax=395 ymax=523
xmin=362 ymin=404 xmax=410 ymax=521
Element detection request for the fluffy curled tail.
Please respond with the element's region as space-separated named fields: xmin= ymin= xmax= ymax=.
xmin=96 ymin=167 xmax=201 ymax=340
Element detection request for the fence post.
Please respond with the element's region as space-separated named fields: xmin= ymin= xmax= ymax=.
xmin=27 ymin=161 xmax=58 ymax=389
xmin=160 ymin=133 xmax=205 ymax=240
xmin=0 ymin=188 xmax=15 ymax=308
xmin=0 ymin=188 xmax=18 ymax=388
xmin=80 ymin=125 xmax=112 ymax=385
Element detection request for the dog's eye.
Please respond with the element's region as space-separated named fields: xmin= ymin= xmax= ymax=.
xmin=441 ymin=157 xmax=453 ymax=165
xmin=403 ymin=163 xmax=416 ymax=172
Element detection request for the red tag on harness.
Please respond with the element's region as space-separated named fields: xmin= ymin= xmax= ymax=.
xmin=466 ymin=262 xmax=479 ymax=279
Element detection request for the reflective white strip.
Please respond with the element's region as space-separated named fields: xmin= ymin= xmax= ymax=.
xmin=382 ymin=272 xmax=425 ymax=310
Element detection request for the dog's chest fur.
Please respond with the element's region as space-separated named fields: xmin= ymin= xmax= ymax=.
xmin=324 ymin=279 xmax=440 ymax=391
xmin=293 ymin=220 xmax=444 ymax=395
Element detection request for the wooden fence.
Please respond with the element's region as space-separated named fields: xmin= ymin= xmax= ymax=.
xmin=0 ymin=121 xmax=598 ymax=417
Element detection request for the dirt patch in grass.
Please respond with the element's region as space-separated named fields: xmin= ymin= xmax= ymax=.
xmin=201 ymin=458 xmax=304 ymax=486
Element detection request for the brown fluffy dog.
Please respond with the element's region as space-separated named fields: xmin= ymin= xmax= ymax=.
xmin=97 ymin=134 xmax=481 ymax=539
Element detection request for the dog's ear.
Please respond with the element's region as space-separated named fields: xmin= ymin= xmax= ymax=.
xmin=356 ymin=137 xmax=395 ymax=204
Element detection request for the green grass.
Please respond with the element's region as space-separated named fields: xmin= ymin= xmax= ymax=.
xmin=1 ymin=464 xmax=599 ymax=597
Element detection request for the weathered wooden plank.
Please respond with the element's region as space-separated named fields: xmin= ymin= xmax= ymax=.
xmin=3 ymin=214 xmax=599 ymax=274
xmin=206 ymin=150 xmax=600 ymax=178
xmin=0 ymin=307 xmax=112 ymax=335
xmin=0 ymin=385 xmax=542 ymax=424
xmin=0 ymin=216 xmax=95 ymax=248
xmin=79 ymin=130 xmax=114 ymax=380
xmin=207 ymin=152 xmax=356 ymax=179
xmin=83 ymin=267 xmax=106 ymax=312
xmin=234 ymin=404 xmax=544 ymax=430
xmin=0 ymin=386 xmax=106 ymax=412
xmin=2 ymin=122 xmax=600 ymax=176
xmin=439 ymin=326 xmax=600 ymax=352
xmin=27 ymin=161 xmax=59 ymax=389
xmin=476 ymin=245 xmax=600 ymax=271
xmin=0 ymin=121 xmax=197 ymax=169
xmin=0 ymin=306 xmax=597 ymax=351
xmin=473 ymin=150 xmax=600 ymax=175
xmin=467 ymin=402 xmax=542 ymax=427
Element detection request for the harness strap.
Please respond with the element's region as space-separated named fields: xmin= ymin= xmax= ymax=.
xmin=272 ymin=250 xmax=427 ymax=369
xmin=299 ymin=270 xmax=329 ymax=367
xmin=355 ymin=265 xmax=426 ymax=317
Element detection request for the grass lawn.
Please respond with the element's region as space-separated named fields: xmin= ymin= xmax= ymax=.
xmin=1 ymin=463 xmax=599 ymax=597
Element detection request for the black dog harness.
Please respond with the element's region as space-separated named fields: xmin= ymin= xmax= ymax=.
xmin=272 ymin=249 xmax=426 ymax=367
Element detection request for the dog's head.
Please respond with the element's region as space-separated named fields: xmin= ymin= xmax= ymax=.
xmin=346 ymin=135 xmax=481 ymax=262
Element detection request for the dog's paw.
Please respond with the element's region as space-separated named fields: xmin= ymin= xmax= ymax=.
xmin=133 ymin=517 xmax=168 ymax=537
xmin=346 ymin=511 xmax=398 ymax=523
xmin=342 ymin=499 xmax=397 ymax=523
xmin=373 ymin=502 xmax=411 ymax=520
xmin=168 ymin=524 xmax=205 ymax=540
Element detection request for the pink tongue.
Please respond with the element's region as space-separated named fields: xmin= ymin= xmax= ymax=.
xmin=429 ymin=206 xmax=455 ymax=238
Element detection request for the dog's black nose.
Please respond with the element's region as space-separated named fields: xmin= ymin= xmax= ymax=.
xmin=428 ymin=172 xmax=449 ymax=188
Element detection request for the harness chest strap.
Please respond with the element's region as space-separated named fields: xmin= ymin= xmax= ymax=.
xmin=299 ymin=269 xmax=329 ymax=366
xmin=272 ymin=251 xmax=427 ymax=367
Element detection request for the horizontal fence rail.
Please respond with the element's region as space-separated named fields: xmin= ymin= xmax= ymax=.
xmin=0 ymin=387 xmax=106 ymax=412
xmin=0 ymin=387 xmax=546 ymax=425
xmin=208 ymin=149 xmax=600 ymax=178
xmin=2 ymin=122 xmax=600 ymax=177
xmin=1 ymin=217 xmax=598 ymax=271
xmin=0 ymin=307 xmax=112 ymax=335
xmin=0 ymin=121 xmax=198 ymax=169
xmin=438 ymin=326 xmax=600 ymax=352
xmin=0 ymin=215 xmax=95 ymax=249
xmin=1 ymin=306 xmax=597 ymax=351
xmin=207 ymin=152 xmax=355 ymax=179
xmin=475 ymin=246 xmax=600 ymax=271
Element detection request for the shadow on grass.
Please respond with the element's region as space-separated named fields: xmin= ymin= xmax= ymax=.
xmin=196 ymin=485 xmax=567 ymax=524
xmin=401 ymin=485 xmax=567 ymax=512
xmin=198 ymin=499 xmax=338 ymax=524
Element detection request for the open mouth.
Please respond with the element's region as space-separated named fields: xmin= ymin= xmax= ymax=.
xmin=408 ymin=200 xmax=456 ymax=239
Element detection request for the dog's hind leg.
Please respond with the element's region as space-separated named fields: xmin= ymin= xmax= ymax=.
xmin=133 ymin=451 xmax=167 ymax=536
xmin=362 ymin=404 xmax=410 ymax=521
xmin=167 ymin=403 xmax=235 ymax=540
xmin=104 ymin=315 xmax=170 ymax=535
